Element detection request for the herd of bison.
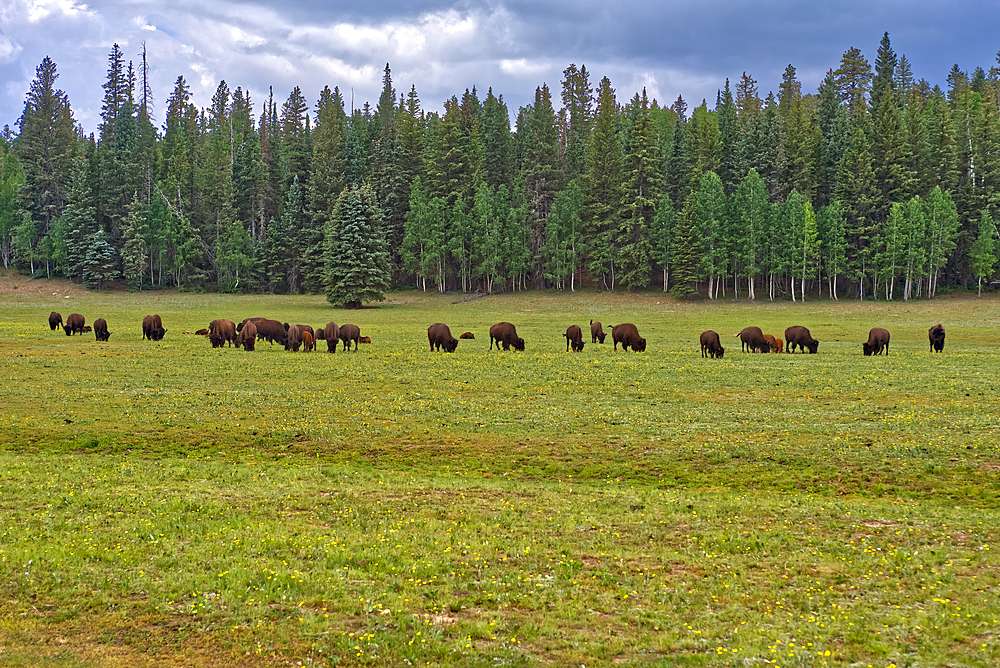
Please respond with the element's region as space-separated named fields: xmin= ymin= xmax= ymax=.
xmin=46 ymin=310 xmax=948 ymax=357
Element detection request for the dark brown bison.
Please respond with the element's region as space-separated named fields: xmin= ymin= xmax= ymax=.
xmin=489 ymin=322 xmax=525 ymax=351
xmin=611 ymin=323 xmax=646 ymax=352
xmin=209 ymin=319 xmax=236 ymax=348
xmin=339 ymin=324 xmax=362 ymax=351
xmin=93 ymin=318 xmax=111 ymax=342
xmin=459 ymin=332 xmax=475 ymax=339
xmin=929 ymin=323 xmax=945 ymax=352
xmin=285 ymin=323 xmax=314 ymax=338
xmin=785 ymin=325 xmax=819 ymax=354
xmin=194 ymin=328 xmax=209 ymax=336
xmin=700 ymin=330 xmax=724 ymax=358
xmin=63 ymin=313 xmax=85 ymax=336
xmin=236 ymin=320 xmax=257 ymax=351
xmin=142 ymin=314 xmax=166 ymax=341
xmin=590 ymin=320 xmax=606 ymax=344
xmin=863 ymin=327 xmax=891 ymax=356
xmin=428 ymin=323 xmax=459 ymax=352
xmin=301 ymin=330 xmax=315 ymax=352
xmin=564 ymin=325 xmax=585 ymax=352
xmin=49 ymin=312 xmax=63 ymax=331
xmin=285 ymin=324 xmax=306 ymax=352
xmin=317 ymin=322 xmax=340 ymax=352
xmin=238 ymin=318 xmax=285 ymax=346
xmin=736 ymin=326 xmax=769 ymax=353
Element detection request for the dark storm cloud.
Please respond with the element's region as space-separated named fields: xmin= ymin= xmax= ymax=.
xmin=2 ymin=0 xmax=998 ymax=134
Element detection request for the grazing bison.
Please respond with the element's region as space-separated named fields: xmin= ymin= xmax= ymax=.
xmin=93 ymin=318 xmax=111 ymax=342
xmin=236 ymin=320 xmax=257 ymax=351
xmin=317 ymin=322 xmax=339 ymax=352
xmin=142 ymin=314 xmax=166 ymax=341
xmin=238 ymin=318 xmax=286 ymax=346
xmin=209 ymin=319 xmax=237 ymax=348
xmin=63 ymin=313 xmax=85 ymax=336
xmin=564 ymin=325 xmax=585 ymax=352
xmin=863 ymin=327 xmax=891 ymax=356
xmin=736 ymin=326 xmax=769 ymax=353
xmin=771 ymin=337 xmax=784 ymax=354
xmin=590 ymin=320 xmax=607 ymax=344
xmin=428 ymin=323 xmax=459 ymax=352
xmin=285 ymin=324 xmax=306 ymax=352
xmin=49 ymin=312 xmax=63 ymax=331
xmin=612 ymin=323 xmax=647 ymax=352
xmin=459 ymin=332 xmax=475 ymax=339
xmin=700 ymin=330 xmax=724 ymax=358
xmin=301 ymin=330 xmax=315 ymax=352
xmin=339 ymin=324 xmax=362 ymax=351
xmin=929 ymin=323 xmax=945 ymax=352
xmin=785 ymin=325 xmax=819 ymax=354
xmin=194 ymin=328 xmax=209 ymax=336
xmin=489 ymin=322 xmax=525 ymax=351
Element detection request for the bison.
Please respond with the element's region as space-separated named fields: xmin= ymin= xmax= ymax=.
xmin=142 ymin=314 xmax=166 ymax=341
xmin=209 ymin=319 xmax=236 ymax=348
xmin=339 ymin=324 xmax=362 ymax=351
xmin=317 ymin=322 xmax=340 ymax=352
xmin=82 ymin=326 xmax=92 ymax=333
xmin=236 ymin=320 xmax=257 ymax=351
xmin=612 ymin=323 xmax=646 ymax=352
xmin=93 ymin=318 xmax=111 ymax=342
xmin=63 ymin=313 xmax=85 ymax=336
xmin=238 ymin=318 xmax=286 ymax=346
xmin=428 ymin=323 xmax=459 ymax=352
xmin=194 ymin=328 xmax=209 ymax=336
xmin=929 ymin=323 xmax=945 ymax=352
xmin=489 ymin=322 xmax=525 ymax=351
xmin=863 ymin=327 xmax=891 ymax=356
xmin=785 ymin=325 xmax=819 ymax=354
xmin=49 ymin=312 xmax=63 ymax=331
xmin=736 ymin=326 xmax=769 ymax=353
xmin=771 ymin=337 xmax=784 ymax=354
xmin=285 ymin=324 xmax=306 ymax=352
xmin=459 ymin=332 xmax=475 ymax=339
xmin=590 ymin=320 xmax=607 ymax=344
xmin=301 ymin=330 xmax=315 ymax=352
xmin=700 ymin=330 xmax=724 ymax=358
xmin=564 ymin=325 xmax=585 ymax=352
xmin=360 ymin=336 xmax=371 ymax=344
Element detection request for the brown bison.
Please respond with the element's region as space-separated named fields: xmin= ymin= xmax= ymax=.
xmin=93 ymin=318 xmax=111 ymax=342
xmin=360 ymin=336 xmax=371 ymax=344
xmin=489 ymin=322 xmax=525 ymax=351
xmin=49 ymin=312 xmax=63 ymax=331
xmin=339 ymin=324 xmax=362 ymax=351
xmin=285 ymin=324 xmax=306 ymax=352
xmin=459 ymin=332 xmax=475 ymax=339
xmin=317 ymin=322 xmax=340 ymax=352
xmin=194 ymin=328 xmax=209 ymax=336
xmin=428 ymin=323 xmax=459 ymax=352
xmin=209 ymin=319 xmax=236 ymax=348
xmin=785 ymin=325 xmax=819 ymax=354
xmin=929 ymin=323 xmax=945 ymax=352
xmin=142 ymin=314 xmax=166 ymax=341
xmin=564 ymin=325 xmax=585 ymax=352
xmin=590 ymin=320 xmax=606 ymax=344
xmin=736 ymin=326 xmax=769 ymax=353
xmin=238 ymin=318 xmax=286 ymax=346
xmin=700 ymin=330 xmax=724 ymax=358
xmin=236 ymin=320 xmax=257 ymax=351
xmin=611 ymin=323 xmax=646 ymax=352
xmin=63 ymin=313 xmax=85 ymax=336
xmin=771 ymin=337 xmax=784 ymax=354
xmin=82 ymin=326 xmax=92 ymax=333
xmin=863 ymin=327 xmax=890 ymax=356
xmin=301 ymin=330 xmax=315 ymax=352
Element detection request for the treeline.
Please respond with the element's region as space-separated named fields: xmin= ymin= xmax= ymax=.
xmin=2 ymin=33 xmax=1000 ymax=302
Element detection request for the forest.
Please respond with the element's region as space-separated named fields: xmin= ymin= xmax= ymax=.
xmin=2 ymin=32 xmax=1000 ymax=304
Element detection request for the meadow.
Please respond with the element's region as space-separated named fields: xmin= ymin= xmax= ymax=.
xmin=2 ymin=272 xmax=1000 ymax=667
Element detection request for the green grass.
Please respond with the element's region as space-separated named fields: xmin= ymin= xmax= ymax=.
xmin=2 ymin=275 xmax=1000 ymax=666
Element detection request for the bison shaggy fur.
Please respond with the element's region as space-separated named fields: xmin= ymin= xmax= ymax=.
xmin=564 ymin=325 xmax=585 ymax=352
xmin=489 ymin=322 xmax=525 ymax=351
xmin=929 ymin=323 xmax=945 ymax=353
xmin=736 ymin=326 xmax=769 ymax=353
xmin=863 ymin=327 xmax=891 ymax=356
xmin=590 ymin=320 xmax=607 ymax=344
xmin=428 ymin=323 xmax=459 ymax=352
xmin=700 ymin=330 xmax=724 ymax=358
xmin=93 ymin=318 xmax=111 ymax=341
xmin=612 ymin=323 xmax=646 ymax=352
xmin=63 ymin=313 xmax=85 ymax=336
xmin=49 ymin=312 xmax=63 ymax=331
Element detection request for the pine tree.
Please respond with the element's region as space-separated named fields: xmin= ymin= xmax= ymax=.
xmin=82 ymin=230 xmax=119 ymax=290
xmin=650 ymin=193 xmax=675 ymax=291
xmin=836 ymin=114 xmax=878 ymax=297
xmin=217 ymin=218 xmax=254 ymax=292
xmin=583 ymin=77 xmax=623 ymax=288
xmin=670 ymin=193 xmax=700 ymax=299
xmin=542 ymin=179 xmax=585 ymax=290
xmin=616 ymin=90 xmax=660 ymax=290
xmin=304 ymin=86 xmax=345 ymax=292
xmin=560 ymin=64 xmax=593 ymax=179
xmin=325 ymin=184 xmax=390 ymax=307
xmin=834 ymin=47 xmax=872 ymax=116
xmin=55 ymin=157 xmax=96 ymax=281
xmin=121 ymin=195 xmax=148 ymax=289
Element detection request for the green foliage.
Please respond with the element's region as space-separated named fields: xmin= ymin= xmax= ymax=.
xmin=969 ymin=209 xmax=998 ymax=294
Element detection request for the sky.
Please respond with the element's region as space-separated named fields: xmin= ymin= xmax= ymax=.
xmin=2 ymin=0 xmax=999 ymax=135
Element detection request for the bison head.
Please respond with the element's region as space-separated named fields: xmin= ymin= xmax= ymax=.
xmin=573 ymin=340 xmax=585 ymax=352
xmin=597 ymin=332 xmax=606 ymax=344
xmin=716 ymin=347 xmax=724 ymax=359
xmin=806 ymin=340 xmax=819 ymax=354
xmin=634 ymin=338 xmax=647 ymax=352
xmin=513 ymin=337 xmax=525 ymax=352
xmin=862 ymin=341 xmax=873 ymax=356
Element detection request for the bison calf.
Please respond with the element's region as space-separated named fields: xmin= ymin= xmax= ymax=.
xmin=564 ymin=325 xmax=585 ymax=352
xmin=700 ymin=330 xmax=724 ymax=358
xmin=863 ymin=327 xmax=890 ymax=356
xmin=459 ymin=332 xmax=475 ymax=339
xmin=929 ymin=323 xmax=945 ymax=352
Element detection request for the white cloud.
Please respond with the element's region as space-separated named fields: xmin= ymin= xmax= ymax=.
xmin=24 ymin=0 xmax=94 ymax=23
xmin=0 ymin=35 xmax=23 ymax=63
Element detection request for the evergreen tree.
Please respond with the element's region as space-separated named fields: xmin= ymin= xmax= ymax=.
xmin=82 ymin=230 xmax=119 ymax=290
xmin=217 ymin=218 xmax=254 ymax=292
xmin=817 ymin=202 xmax=848 ymax=299
xmin=583 ymin=77 xmax=623 ymax=288
xmin=121 ymin=195 xmax=148 ymax=289
xmin=650 ymin=193 xmax=675 ymax=291
xmin=969 ymin=208 xmax=998 ymax=295
xmin=0 ymin=140 xmax=26 ymax=269
xmin=54 ymin=156 xmax=96 ymax=281
xmin=542 ymin=179 xmax=585 ymax=290
xmin=616 ymin=90 xmax=660 ymax=290
xmin=560 ymin=64 xmax=593 ymax=179
xmin=731 ymin=169 xmax=769 ymax=299
xmin=670 ymin=193 xmax=700 ymax=299
xmin=693 ymin=171 xmax=726 ymax=298
xmin=836 ymin=113 xmax=878 ymax=297
xmin=834 ymin=46 xmax=872 ymax=116
xmin=304 ymin=86 xmax=345 ymax=292
xmin=481 ymin=89 xmax=512 ymax=191
xmin=325 ymin=184 xmax=390 ymax=307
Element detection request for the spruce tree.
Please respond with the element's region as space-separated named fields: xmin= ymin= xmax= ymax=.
xmin=617 ymin=90 xmax=660 ymax=291
xmin=82 ymin=230 xmax=119 ymax=290
xmin=583 ymin=77 xmax=623 ymax=288
xmin=670 ymin=194 xmax=700 ymax=299
xmin=325 ymin=184 xmax=390 ymax=308
xmin=121 ymin=195 xmax=148 ymax=289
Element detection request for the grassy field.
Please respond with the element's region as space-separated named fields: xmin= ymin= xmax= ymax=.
xmin=2 ymin=272 xmax=1000 ymax=666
